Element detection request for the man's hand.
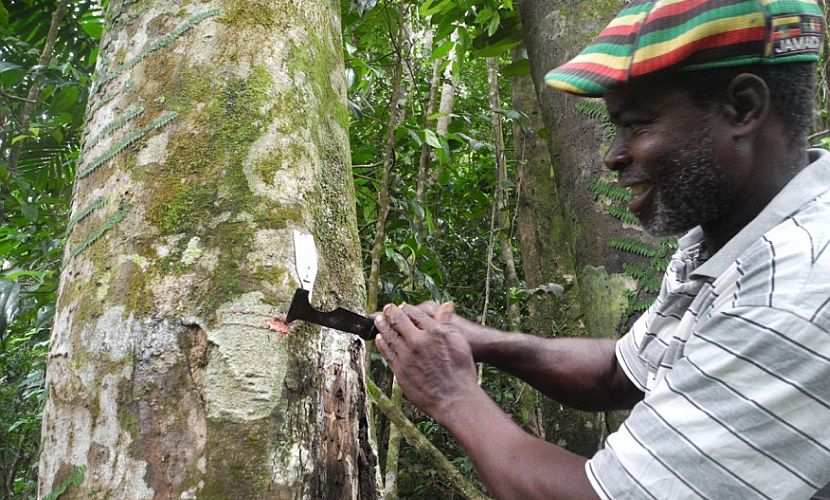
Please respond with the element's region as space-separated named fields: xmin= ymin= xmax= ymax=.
xmin=412 ymin=301 xmax=500 ymax=363
xmin=374 ymin=303 xmax=481 ymax=425
xmin=374 ymin=303 xmax=598 ymax=500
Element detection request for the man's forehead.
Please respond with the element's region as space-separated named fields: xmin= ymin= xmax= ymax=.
xmin=603 ymin=78 xmax=690 ymax=116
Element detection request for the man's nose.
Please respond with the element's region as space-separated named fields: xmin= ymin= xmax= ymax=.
xmin=604 ymin=135 xmax=631 ymax=172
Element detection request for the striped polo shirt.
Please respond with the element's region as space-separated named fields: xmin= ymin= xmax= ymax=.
xmin=587 ymin=149 xmax=830 ymax=499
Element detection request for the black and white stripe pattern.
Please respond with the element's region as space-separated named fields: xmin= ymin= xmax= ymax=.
xmin=588 ymin=151 xmax=830 ymax=500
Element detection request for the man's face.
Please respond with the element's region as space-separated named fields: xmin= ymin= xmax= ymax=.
xmin=603 ymin=80 xmax=736 ymax=237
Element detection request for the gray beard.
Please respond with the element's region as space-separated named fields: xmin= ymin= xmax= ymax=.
xmin=640 ymin=132 xmax=734 ymax=237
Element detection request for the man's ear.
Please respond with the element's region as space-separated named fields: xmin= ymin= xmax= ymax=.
xmin=723 ymin=73 xmax=770 ymax=137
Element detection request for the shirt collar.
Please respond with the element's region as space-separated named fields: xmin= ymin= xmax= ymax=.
xmin=689 ymin=149 xmax=830 ymax=280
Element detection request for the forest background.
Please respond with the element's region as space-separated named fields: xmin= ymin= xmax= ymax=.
xmin=1 ymin=0 xmax=829 ymax=498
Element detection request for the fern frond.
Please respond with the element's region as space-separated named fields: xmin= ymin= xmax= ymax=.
xmin=85 ymin=105 xmax=145 ymax=150
xmin=607 ymin=205 xmax=640 ymax=226
xmin=70 ymin=204 xmax=131 ymax=258
xmin=78 ymin=111 xmax=177 ymax=179
xmin=575 ymin=99 xmax=616 ymax=142
xmin=65 ymin=196 xmax=107 ymax=236
xmin=589 ymin=179 xmax=631 ymax=202
xmin=608 ymin=237 xmax=658 ymax=258
xmin=93 ymin=9 xmax=221 ymax=93
xmin=575 ymin=99 xmax=608 ymax=122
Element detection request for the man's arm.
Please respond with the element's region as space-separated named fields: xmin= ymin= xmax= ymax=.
xmin=416 ymin=302 xmax=643 ymax=411
xmin=374 ymin=303 xmax=599 ymax=500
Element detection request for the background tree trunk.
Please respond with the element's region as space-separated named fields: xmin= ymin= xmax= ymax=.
xmin=38 ymin=1 xmax=378 ymax=498
xmin=516 ymin=0 xmax=652 ymax=455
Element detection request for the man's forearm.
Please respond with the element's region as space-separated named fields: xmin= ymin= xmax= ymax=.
xmin=472 ymin=326 xmax=642 ymax=411
xmin=439 ymin=386 xmax=598 ymax=500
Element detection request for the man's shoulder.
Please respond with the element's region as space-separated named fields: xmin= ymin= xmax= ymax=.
xmin=750 ymin=188 xmax=830 ymax=268
xmin=730 ymin=189 xmax=830 ymax=324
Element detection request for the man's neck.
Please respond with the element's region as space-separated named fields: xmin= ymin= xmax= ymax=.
xmin=701 ymin=147 xmax=809 ymax=254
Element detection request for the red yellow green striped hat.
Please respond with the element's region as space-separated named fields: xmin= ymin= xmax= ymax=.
xmin=545 ymin=0 xmax=825 ymax=97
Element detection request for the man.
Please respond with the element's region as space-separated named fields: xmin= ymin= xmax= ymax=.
xmin=374 ymin=0 xmax=830 ymax=498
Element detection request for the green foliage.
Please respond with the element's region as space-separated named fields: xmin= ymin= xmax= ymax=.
xmin=588 ymin=178 xmax=631 ymax=203
xmin=575 ymin=99 xmax=615 ymax=143
xmin=78 ymin=111 xmax=177 ymax=178
xmin=607 ymin=237 xmax=658 ymax=258
xmin=42 ymin=466 xmax=85 ymax=500
xmin=69 ymin=203 xmax=131 ymax=258
xmin=14 ymin=0 xmax=823 ymax=497
xmin=0 ymin=1 xmax=102 ymax=496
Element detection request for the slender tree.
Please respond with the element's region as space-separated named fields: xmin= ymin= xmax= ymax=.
xmin=37 ymin=1 xmax=378 ymax=498
xmin=486 ymin=57 xmax=521 ymax=330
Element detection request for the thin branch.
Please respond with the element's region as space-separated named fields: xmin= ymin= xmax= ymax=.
xmin=480 ymin=197 xmax=498 ymax=328
xmin=808 ymin=129 xmax=830 ymax=141
xmin=4 ymin=432 xmax=28 ymax=498
xmin=0 ymin=88 xmax=38 ymax=104
xmin=366 ymin=378 xmax=492 ymax=500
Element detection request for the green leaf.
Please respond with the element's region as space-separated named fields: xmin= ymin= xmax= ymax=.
xmin=487 ymin=13 xmax=501 ymax=37
xmin=470 ymin=37 xmax=521 ymax=58
xmin=20 ymin=202 xmax=39 ymax=223
xmin=0 ymin=62 xmax=25 ymax=87
xmin=52 ymin=86 xmax=80 ymax=112
xmin=0 ymin=2 xmax=8 ymax=27
xmin=407 ymin=128 xmax=424 ymax=146
xmin=424 ymin=129 xmax=441 ymax=149
xmin=421 ymin=0 xmax=453 ymax=17
xmin=431 ymin=40 xmax=453 ymax=61
xmin=11 ymin=135 xmax=29 ymax=146
xmin=42 ymin=465 xmax=85 ymax=500
xmin=501 ymin=58 xmax=530 ymax=77
xmin=80 ymin=12 xmax=104 ymax=39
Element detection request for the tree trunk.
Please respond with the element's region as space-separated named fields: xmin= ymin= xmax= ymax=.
xmin=38 ymin=2 xmax=378 ymax=499
xmin=512 ymin=47 xmax=573 ymax=338
xmin=516 ymin=0 xmax=652 ymax=455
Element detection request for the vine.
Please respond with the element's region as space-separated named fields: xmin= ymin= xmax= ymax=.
xmin=65 ymin=196 xmax=106 ymax=236
xmin=70 ymin=204 xmax=131 ymax=258
xmin=94 ymin=9 xmax=221 ymax=92
xmin=86 ymin=92 xmax=116 ymax=120
xmin=84 ymin=105 xmax=145 ymax=150
xmin=607 ymin=237 xmax=658 ymax=258
xmin=77 ymin=111 xmax=177 ymax=179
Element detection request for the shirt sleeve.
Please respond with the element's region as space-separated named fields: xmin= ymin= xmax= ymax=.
xmin=590 ymin=306 xmax=830 ymax=500
xmin=615 ymin=328 xmax=649 ymax=393
xmin=615 ymin=310 xmax=652 ymax=392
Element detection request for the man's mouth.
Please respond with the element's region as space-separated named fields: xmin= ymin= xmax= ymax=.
xmin=625 ymin=182 xmax=653 ymax=214
xmin=628 ymin=183 xmax=649 ymax=196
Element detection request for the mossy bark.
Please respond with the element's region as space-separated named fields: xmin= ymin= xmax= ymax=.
xmin=516 ymin=0 xmax=651 ymax=455
xmin=38 ymin=1 xmax=378 ymax=498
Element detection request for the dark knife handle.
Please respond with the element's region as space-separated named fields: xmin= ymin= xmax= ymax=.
xmin=286 ymin=288 xmax=378 ymax=340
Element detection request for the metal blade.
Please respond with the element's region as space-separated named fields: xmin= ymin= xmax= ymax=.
xmin=293 ymin=230 xmax=318 ymax=295
xmin=286 ymin=288 xmax=378 ymax=340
